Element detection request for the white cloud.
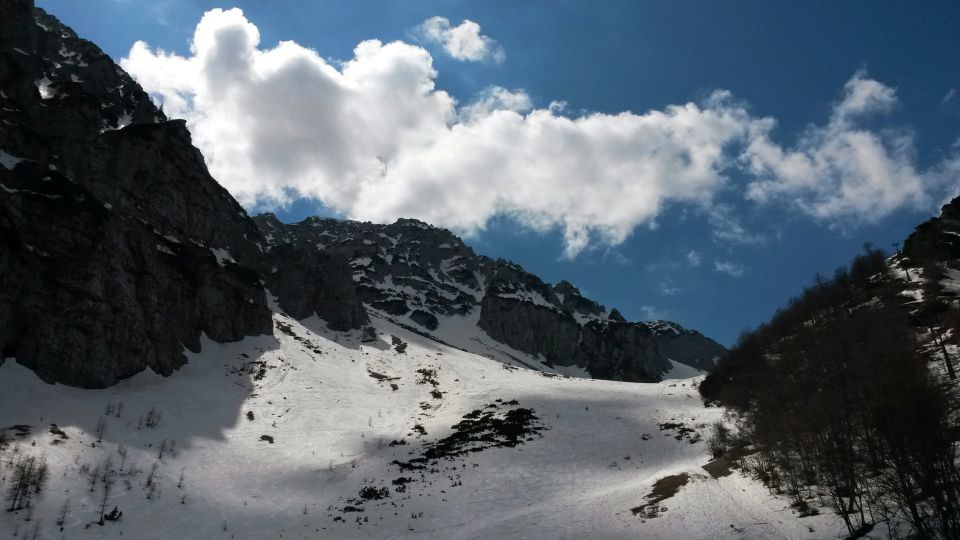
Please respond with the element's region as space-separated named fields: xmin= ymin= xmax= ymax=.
xmin=659 ymin=282 xmax=681 ymax=296
xmin=417 ymin=16 xmax=505 ymax=63
xmin=707 ymin=204 xmax=765 ymax=244
xmin=121 ymin=8 xmax=768 ymax=259
xmin=121 ymin=11 xmax=959 ymax=259
xmin=685 ymin=250 xmax=702 ymax=267
xmin=714 ymin=260 xmax=744 ymax=278
xmin=640 ymin=305 xmax=664 ymax=320
xmin=460 ymin=86 xmax=532 ymax=121
xmin=742 ymin=70 xmax=930 ymax=225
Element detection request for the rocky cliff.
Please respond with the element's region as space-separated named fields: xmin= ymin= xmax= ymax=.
xmin=1 ymin=1 xmax=723 ymax=387
xmin=253 ymin=215 xmax=726 ymax=381
xmin=0 ymin=1 xmax=274 ymax=386
xmin=903 ymin=196 xmax=960 ymax=265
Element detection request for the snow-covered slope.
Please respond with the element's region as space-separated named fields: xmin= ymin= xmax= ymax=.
xmin=0 ymin=312 xmax=840 ymax=539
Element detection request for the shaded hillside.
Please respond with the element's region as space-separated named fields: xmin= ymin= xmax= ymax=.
xmin=701 ymin=215 xmax=960 ymax=537
xmin=0 ymin=1 xmax=273 ymax=386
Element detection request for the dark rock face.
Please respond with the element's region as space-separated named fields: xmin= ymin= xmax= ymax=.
xmin=478 ymin=264 xmax=673 ymax=381
xmin=252 ymin=215 xmax=486 ymax=320
xmin=0 ymin=2 xmax=273 ymax=387
xmin=255 ymin=215 xmax=727 ymax=382
xmin=257 ymin=242 xmax=368 ymax=331
xmin=0 ymin=1 xmax=724 ymax=387
xmin=903 ymin=196 xmax=960 ymax=265
xmin=477 ymin=262 xmax=583 ymax=367
xmin=410 ymin=310 xmax=439 ymax=331
xmin=639 ymin=321 xmax=726 ymax=371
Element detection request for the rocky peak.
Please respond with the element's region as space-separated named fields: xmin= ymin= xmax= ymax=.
xmin=253 ymin=215 xmax=489 ymax=321
xmin=0 ymin=2 xmax=726 ymax=387
xmin=0 ymin=2 xmax=274 ymax=387
xmin=257 ymin=214 xmax=728 ymax=381
xmin=904 ymin=196 xmax=960 ymax=264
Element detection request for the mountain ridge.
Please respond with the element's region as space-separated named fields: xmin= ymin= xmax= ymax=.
xmin=0 ymin=1 xmax=724 ymax=388
xmin=252 ymin=213 xmax=727 ymax=381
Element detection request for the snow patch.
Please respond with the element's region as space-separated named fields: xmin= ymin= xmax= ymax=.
xmin=210 ymin=247 xmax=235 ymax=266
xmin=662 ymin=359 xmax=706 ymax=380
xmin=35 ymin=76 xmax=54 ymax=99
xmin=0 ymin=150 xmax=25 ymax=170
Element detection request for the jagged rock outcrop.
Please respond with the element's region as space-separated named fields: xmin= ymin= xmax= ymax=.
xmin=903 ymin=196 xmax=960 ymax=265
xmin=479 ymin=265 xmax=586 ymax=369
xmin=0 ymin=1 xmax=273 ymax=387
xmin=479 ymin=265 xmax=701 ymax=381
xmin=254 ymin=215 xmax=726 ymax=381
xmin=640 ymin=321 xmax=726 ymax=371
xmin=258 ymin=241 xmax=369 ymax=331
xmin=252 ymin=215 xmax=485 ymax=318
xmin=0 ymin=1 xmax=724 ymax=387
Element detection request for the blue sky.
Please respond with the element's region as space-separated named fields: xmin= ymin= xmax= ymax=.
xmin=40 ymin=0 xmax=960 ymax=345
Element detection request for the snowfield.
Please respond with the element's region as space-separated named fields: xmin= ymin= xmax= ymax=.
xmin=0 ymin=313 xmax=841 ymax=539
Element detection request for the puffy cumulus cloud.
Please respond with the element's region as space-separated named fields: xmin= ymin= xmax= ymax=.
xmin=123 ymin=8 xmax=456 ymax=212
xmin=354 ymin=94 xmax=761 ymax=258
xmin=417 ymin=16 xmax=505 ymax=63
xmin=122 ymin=10 xmax=956 ymax=259
xmin=121 ymin=7 xmax=765 ymax=258
xmin=459 ymin=86 xmax=532 ymax=121
xmin=742 ymin=71 xmax=930 ymax=225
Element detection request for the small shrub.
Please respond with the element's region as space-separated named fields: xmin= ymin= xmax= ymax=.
xmin=707 ymin=420 xmax=731 ymax=458
xmin=358 ymin=486 xmax=389 ymax=500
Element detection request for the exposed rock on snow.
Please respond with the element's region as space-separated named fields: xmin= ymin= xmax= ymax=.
xmin=253 ymin=215 xmax=726 ymax=381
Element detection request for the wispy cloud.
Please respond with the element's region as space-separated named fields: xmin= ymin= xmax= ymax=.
xmin=685 ymin=250 xmax=702 ymax=267
xmin=742 ymin=70 xmax=931 ymax=227
xmin=659 ymin=282 xmax=681 ymax=296
xmin=942 ymin=88 xmax=956 ymax=106
xmin=640 ymin=305 xmax=664 ymax=320
xmin=714 ymin=260 xmax=745 ymax=278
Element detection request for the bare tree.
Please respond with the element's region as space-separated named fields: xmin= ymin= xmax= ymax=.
xmin=117 ymin=444 xmax=128 ymax=472
xmin=6 ymin=455 xmax=37 ymax=511
xmin=97 ymin=471 xmax=113 ymax=525
xmin=100 ymin=457 xmax=113 ymax=485
xmin=32 ymin=456 xmax=49 ymax=494
xmin=95 ymin=418 xmax=106 ymax=444
xmin=145 ymin=408 xmax=161 ymax=428
xmin=88 ymin=463 xmax=100 ymax=492
xmin=55 ymin=498 xmax=70 ymax=527
xmin=145 ymin=462 xmax=158 ymax=488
